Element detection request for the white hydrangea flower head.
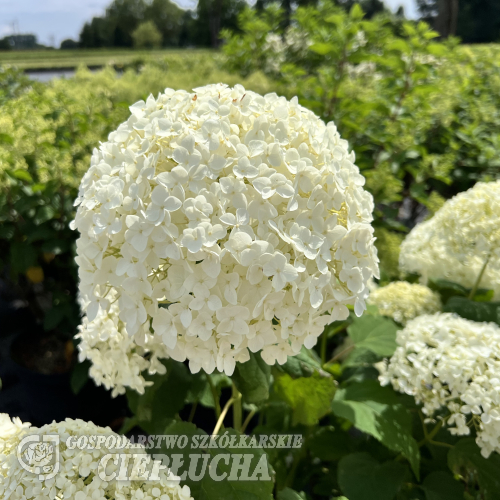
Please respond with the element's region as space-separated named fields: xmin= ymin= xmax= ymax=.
xmin=368 ymin=281 xmax=441 ymax=324
xmin=76 ymin=298 xmax=169 ymax=396
xmin=0 ymin=415 xmax=193 ymax=500
xmin=400 ymin=180 xmax=500 ymax=297
xmin=0 ymin=414 xmax=31 ymax=457
xmin=379 ymin=313 xmax=500 ymax=458
xmin=72 ymin=83 xmax=379 ymax=383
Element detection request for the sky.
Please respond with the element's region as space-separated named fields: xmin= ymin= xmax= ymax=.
xmin=0 ymin=0 xmax=419 ymax=47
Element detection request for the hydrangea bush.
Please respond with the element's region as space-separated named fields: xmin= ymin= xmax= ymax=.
xmin=400 ymin=180 xmax=500 ymax=298
xmin=379 ymin=313 xmax=500 ymax=458
xmin=73 ymin=83 xmax=379 ymax=383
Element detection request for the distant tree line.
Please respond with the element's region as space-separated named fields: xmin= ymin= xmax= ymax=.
xmin=79 ymin=0 xmax=247 ymax=48
xmin=78 ymin=0 xmax=498 ymax=49
xmin=78 ymin=0 xmax=395 ymax=49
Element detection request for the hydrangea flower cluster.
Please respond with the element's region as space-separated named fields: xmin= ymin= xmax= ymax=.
xmin=0 ymin=414 xmax=193 ymax=500
xmin=76 ymin=300 xmax=169 ymax=396
xmin=368 ymin=281 xmax=441 ymax=324
xmin=379 ymin=313 xmax=500 ymax=458
xmin=73 ymin=83 xmax=379 ymax=381
xmin=400 ymin=180 xmax=500 ymax=297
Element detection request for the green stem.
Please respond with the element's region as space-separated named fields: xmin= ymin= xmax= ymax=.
xmin=326 ymin=344 xmax=354 ymax=365
xmin=206 ymin=373 xmax=222 ymax=420
xmin=468 ymin=255 xmax=490 ymax=300
xmin=322 ymin=321 xmax=351 ymax=365
xmin=418 ymin=419 xmax=443 ymax=447
xmin=241 ymin=409 xmax=258 ymax=434
xmin=212 ymin=397 xmax=235 ymax=436
xmin=188 ymin=401 xmax=198 ymax=423
xmin=232 ymin=383 xmax=242 ymax=432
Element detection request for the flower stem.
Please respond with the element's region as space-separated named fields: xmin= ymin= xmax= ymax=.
xmin=326 ymin=344 xmax=354 ymax=365
xmin=240 ymin=409 xmax=258 ymax=434
xmin=468 ymin=255 xmax=490 ymax=300
xmin=212 ymin=397 xmax=235 ymax=437
xmin=418 ymin=419 xmax=444 ymax=447
xmin=188 ymin=401 xmax=198 ymax=423
xmin=232 ymin=383 xmax=242 ymax=432
xmin=206 ymin=373 xmax=222 ymax=420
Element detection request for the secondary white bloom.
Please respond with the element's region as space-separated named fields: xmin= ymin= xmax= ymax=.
xmin=0 ymin=415 xmax=193 ymax=500
xmin=379 ymin=313 xmax=500 ymax=458
xmin=76 ymin=298 xmax=169 ymax=396
xmin=73 ymin=84 xmax=378 ymax=385
xmin=400 ymin=180 xmax=500 ymax=298
xmin=369 ymin=281 xmax=441 ymax=324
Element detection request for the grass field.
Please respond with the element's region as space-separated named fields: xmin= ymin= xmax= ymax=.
xmin=0 ymin=48 xmax=214 ymax=70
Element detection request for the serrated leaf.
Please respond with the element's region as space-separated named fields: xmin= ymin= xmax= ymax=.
xmin=443 ymin=297 xmax=500 ymax=326
xmin=233 ymin=351 xmax=271 ymax=404
xmin=338 ymin=452 xmax=407 ymax=500
xmin=347 ymin=315 xmax=398 ymax=356
xmin=448 ymin=439 xmax=500 ymax=500
xmin=274 ymin=372 xmax=336 ymax=426
xmin=331 ymin=380 xmax=420 ymax=476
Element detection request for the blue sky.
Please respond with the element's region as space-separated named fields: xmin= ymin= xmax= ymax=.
xmin=0 ymin=0 xmax=419 ymax=47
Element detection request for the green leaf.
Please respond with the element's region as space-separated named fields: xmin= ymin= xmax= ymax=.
xmin=309 ymin=43 xmax=335 ymax=55
xmin=233 ymin=351 xmax=271 ymax=404
xmin=158 ymin=421 xmax=274 ymax=498
xmin=277 ymin=488 xmax=306 ymax=500
xmin=347 ymin=315 xmax=398 ymax=356
xmin=448 ymin=438 xmax=500 ymax=500
xmin=443 ymin=297 xmax=500 ymax=326
xmin=126 ymin=359 xmax=191 ymax=434
xmin=427 ymin=43 xmax=448 ymax=57
xmin=338 ymin=452 xmax=407 ymax=500
xmin=331 ymin=380 xmax=420 ymax=476
xmin=422 ymin=471 xmax=465 ymax=500
xmin=349 ymin=3 xmax=364 ymax=19
xmin=12 ymin=169 xmax=33 ymax=182
xmin=429 ymin=279 xmax=469 ymax=298
xmin=274 ymin=372 xmax=336 ymax=426
xmin=70 ymin=360 xmax=90 ymax=394
xmin=278 ymin=347 xmax=325 ymax=378
xmin=325 ymin=14 xmax=344 ymax=25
